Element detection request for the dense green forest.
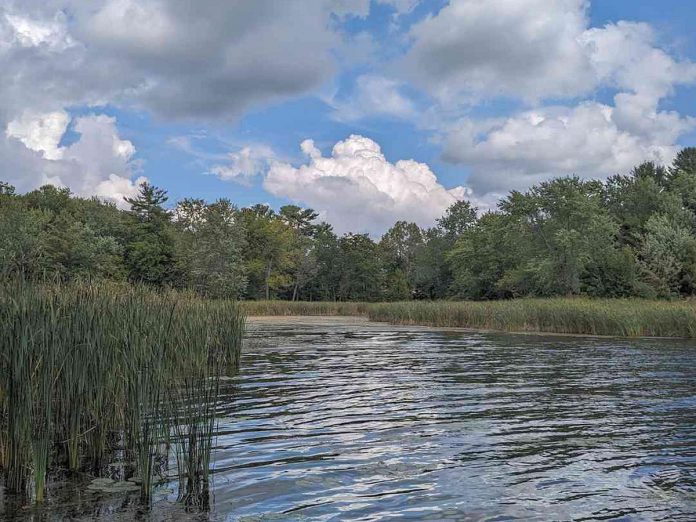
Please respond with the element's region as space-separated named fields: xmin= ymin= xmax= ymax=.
xmin=2 ymin=147 xmax=696 ymax=301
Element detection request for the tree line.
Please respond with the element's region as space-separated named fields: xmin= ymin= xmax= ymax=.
xmin=2 ymin=147 xmax=695 ymax=301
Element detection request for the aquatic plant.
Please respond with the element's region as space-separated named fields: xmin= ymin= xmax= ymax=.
xmin=243 ymin=298 xmax=696 ymax=338
xmin=0 ymin=280 xmax=245 ymax=507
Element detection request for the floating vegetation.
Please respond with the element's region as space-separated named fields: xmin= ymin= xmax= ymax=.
xmin=244 ymin=298 xmax=696 ymax=338
xmin=0 ymin=280 xmax=245 ymax=508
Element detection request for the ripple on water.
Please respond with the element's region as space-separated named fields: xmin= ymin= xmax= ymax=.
xmin=3 ymin=318 xmax=696 ymax=521
xmin=210 ymin=319 xmax=696 ymax=521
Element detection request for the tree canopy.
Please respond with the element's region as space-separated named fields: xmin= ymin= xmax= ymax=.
xmin=2 ymin=147 xmax=696 ymax=300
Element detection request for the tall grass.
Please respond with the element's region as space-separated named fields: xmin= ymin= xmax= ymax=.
xmin=245 ymin=298 xmax=696 ymax=338
xmin=0 ymin=280 xmax=245 ymax=507
xmin=242 ymin=300 xmax=370 ymax=317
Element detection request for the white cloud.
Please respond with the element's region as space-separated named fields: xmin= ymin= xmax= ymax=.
xmin=3 ymin=12 xmax=74 ymax=50
xmin=265 ymin=135 xmax=470 ymax=234
xmin=3 ymin=111 xmax=144 ymax=207
xmin=94 ymin=173 xmax=147 ymax=205
xmin=400 ymin=0 xmax=696 ymax=105
xmin=65 ymin=0 xmax=359 ymax=119
xmin=401 ymin=0 xmax=594 ymax=103
xmin=397 ymin=1 xmax=696 ymax=202
xmin=0 ymin=1 xmax=368 ymax=207
xmin=332 ymin=75 xmax=416 ymax=121
xmin=6 ymin=110 xmax=69 ymax=160
xmin=0 ymin=1 xmax=374 ymax=123
xmin=210 ymin=145 xmax=275 ymax=186
xmin=445 ymin=94 xmax=694 ymax=196
xmin=580 ymin=21 xmax=696 ymax=99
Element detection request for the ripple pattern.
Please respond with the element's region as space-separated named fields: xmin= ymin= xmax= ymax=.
xmin=208 ymin=319 xmax=696 ymax=521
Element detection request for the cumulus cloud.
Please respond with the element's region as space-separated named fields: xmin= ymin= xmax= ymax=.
xmin=396 ymin=0 xmax=696 ymax=201
xmin=210 ymin=145 xmax=276 ymax=186
xmin=6 ymin=110 xmax=70 ymax=160
xmin=445 ymin=94 xmax=694 ymax=196
xmin=332 ymin=75 xmax=416 ymax=121
xmin=0 ymin=0 xmax=374 ymax=122
xmin=3 ymin=111 xmax=144 ymax=207
xmin=400 ymin=0 xmax=696 ymax=104
xmin=264 ymin=135 xmax=470 ymax=234
xmin=401 ymin=0 xmax=594 ymax=103
xmin=0 ymin=0 xmax=374 ymax=204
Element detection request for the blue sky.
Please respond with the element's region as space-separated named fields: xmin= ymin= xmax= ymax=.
xmin=2 ymin=0 xmax=695 ymax=234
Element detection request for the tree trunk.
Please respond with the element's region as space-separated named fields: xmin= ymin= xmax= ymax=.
xmin=292 ymin=279 xmax=299 ymax=301
xmin=265 ymin=262 xmax=272 ymax=300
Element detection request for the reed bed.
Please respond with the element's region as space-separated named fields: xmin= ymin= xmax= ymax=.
xmin=242 ymin=300 xmax=370 ymax=317
xmin=0 ymin=280 xmax=245 ymax=507
xmin=245 ymin=298 xmax=696 ymax=338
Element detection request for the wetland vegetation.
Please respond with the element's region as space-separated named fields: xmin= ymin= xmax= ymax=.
xmin=0 ymin=280 xmax=244 ymax=509
xmin=244 ymin=298 xmax=696 ymax=338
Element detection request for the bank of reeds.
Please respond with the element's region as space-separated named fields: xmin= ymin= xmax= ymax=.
xmin=0 ymin=280 xmax=244 ymax=507
xmin=242 ymin=300 xmax=370 ymax=317
xmin=245 ymin=298 xmax=696 ymax=338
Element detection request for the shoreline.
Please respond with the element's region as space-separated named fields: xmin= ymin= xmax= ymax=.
xmin=242 ymin=298 xmax=696 ymax=339
xmin=245 ymin=314 xmax=692 ymax=340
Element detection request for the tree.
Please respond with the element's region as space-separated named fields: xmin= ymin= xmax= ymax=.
xmin=0 ymin=181 xmax=15 ymax=196
xmin=638 ymin=214 xmax=696 ymax=297
xmin=605 ymin=163 xmax=684 ymax=247
xmin=279 ymin=205 xmax=319 ymax=236
xmin=239 ymin=205 xmax=296 ymax=299
xmin=379 ymin=221 xmax=424 ymax=300
xmin=124 ymin=182 xmax=176 ymax=285
xmin=437 ymin=200 xmax=477 ymax=238
xmin=174 ymin=198 xmax=247 ymax=298
xmin=0 ymin=192 xmax=48 ymax=278
xmin=306 ymin=223 xmax=340 ymax=301
xmin=337 ymin=234 xmax=383 ymax=301
xmin=449 ymin=212 xmax=522 ymax=299
xmin=670 ymin=147 xmax=696 ymax=178
xmin=279 ymin=205 xmax=320 ymax=300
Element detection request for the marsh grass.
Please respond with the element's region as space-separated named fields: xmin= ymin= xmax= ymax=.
xmin=244 ymin=298 xmax=696 ymax=338
xmin=242 ymin=301 xmax=370 ymax=317
xmin=0 ymin=280 xmax=244 ymax=507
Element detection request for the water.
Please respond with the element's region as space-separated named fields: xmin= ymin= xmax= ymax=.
xmin=3 ymin=317 xmax=696 ymax=520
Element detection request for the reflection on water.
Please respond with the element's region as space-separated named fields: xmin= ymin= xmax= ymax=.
xmin=3 ymin=317 xmax=696 ymax=520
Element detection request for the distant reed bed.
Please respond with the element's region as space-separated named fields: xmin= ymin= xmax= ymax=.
xmin=245 ymin=298 xmax=696 ymax=338
xmin=0 ymin=280 xmax=244 ymax=507
xmin=242 ymin=300 xmax=370 ymax=316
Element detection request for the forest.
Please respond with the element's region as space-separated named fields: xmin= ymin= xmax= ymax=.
xmin=2 ymin=147 xmax=696 ymax=302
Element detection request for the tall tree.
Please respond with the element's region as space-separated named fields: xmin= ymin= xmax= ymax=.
xmin=379 ymin=221 xmax=424 ymax=300
xmin=124 ymin=182 xmax=176 ymax=285
xmin=337 ymin=234 xmax=383 ymax=301
xmin=174 ymin=198 xmax=247 ymax=298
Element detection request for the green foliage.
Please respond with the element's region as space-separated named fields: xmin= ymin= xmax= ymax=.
xmin=0 ymin=197 xmax=48 ymax=278
xmin=3 ymin=147 xmax=696 ymax=302
xmin=337 ymin=234 xmax=383 ymax=301
xmin=174 ymin=198 xmax=247 ymax=298
xmin=125 ymin=182 xmax=176 ymax=285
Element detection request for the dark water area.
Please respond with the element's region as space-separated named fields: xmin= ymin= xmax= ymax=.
xmin=3 ymin=317 xmax=696 ymax=520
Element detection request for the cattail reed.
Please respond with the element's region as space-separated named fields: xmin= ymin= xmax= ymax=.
xmin=0 ymin=280 xmax=244 ymax=507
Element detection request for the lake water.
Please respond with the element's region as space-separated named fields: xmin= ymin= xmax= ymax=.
xmin=3 ymin=316 xmax=696 ymax=520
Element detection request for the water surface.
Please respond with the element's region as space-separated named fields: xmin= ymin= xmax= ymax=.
xmin=4 ymin=317 xmax=696 ymax=520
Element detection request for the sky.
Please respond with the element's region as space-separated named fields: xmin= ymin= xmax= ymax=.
xmin=2 ymin=0 xmax=695 ymax=235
